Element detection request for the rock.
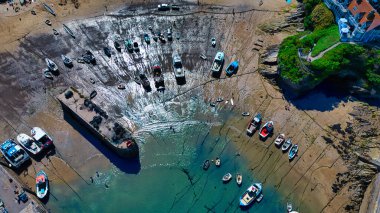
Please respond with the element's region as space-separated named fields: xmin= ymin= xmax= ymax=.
xmin=259 ymin=69 xmax=278 ymax=79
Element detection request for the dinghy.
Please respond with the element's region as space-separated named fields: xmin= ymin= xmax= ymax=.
xmin=16 ymin=134 xmax=42 ymax=156
xmin=222 ymin=173 xmax=232 ymax=183
xmin=43 ymin=69 xmax=53 ymax=80
xmin=215 ymin=157 xmax=221 ymax=167
xmin=259 ymin=121 xmax=274 ymax=139
xmin=274 ymin=133 xmax=285 ymax=147
xmin=282 ymin=139 xmax=292 ymax=152
xmin=242 ymin=112 xmax=250 ymax=116
xmin=203 ymin=160 xmax=210 ymax=170
xmin=61 ymin=55 xmax=73 ymax=67
xmin=288 ymin=144 xmax=298 ymax=160
xmin=236 ymin=173 xmax=242 ymax=186
xmin=36 ymin=170 xmax=49 ymax=199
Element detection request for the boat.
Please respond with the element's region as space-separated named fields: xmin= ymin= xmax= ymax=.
xmin=256 ymin=194 xmax=264 ymax=202
xmin=77 ymin=57 xmax=85 ymax=63
xmin=225 ymin=61 xmax=238 ymax=76
xmin=242 ymin=112 xmax=250 ymax=116
xmin=45 ymin=20 xmax=52 ymax=26
xmin=236 ymin=173 xmax=242 ymax=186
xmin=36 ymin=170 xmax=48 ymax=199
xmin=0 ymin=139 xmax=30 ymax=168
xmin=139 ymin=73 xmax=151 ymax=91
xmin=43 ymin=69 xmax=53 ymax=80
xmin=246 ymin=113 xmax=262 ymax=135
xmin=63 ymin=24 xmax=75 ymax=38
xmin=259 ymin=121 xmax=274 ymax=139
xmin=125 ymin=40 xmax=133 ymax=52
xmin=231 ymin=98 xmax=234 ymax=106
xmin=31 ymin=127 xmax=54 ymax=149
xmin=203 ymin=160 xmax=210 ymax=170
xmin=153 ymin=34 xmax=158 ymax=42
xmin=274 ymin=133 xmax=285 ymax=147
xmin=45 ymin=58 xmax=58 ymax=72
xmin=90 ymin=78 xmax=95 ymax=84
xmin=282 ymin=139 xmax=292 ymax=152
xmin=31 ymin=10 xmax=36 ymax=15
xmin=134 ymin=77 xmax=141 ymax=85
xmin=211 ymin=37 xmax=216 ymax=47
xmin=114 ymin=41 xmax=121 ymax=51
xmin=133 ymin=42 xmax=139 ymax=52
xmin=216 ymin=97 xmax=224 ymax=102
xmin=287 ymin=202 xmax=300 ymax=213
xmin=90 ymin=90 xmax=97 ymax=99
xmin=152 ymin=63 xmax=165 ymax=91
xmin=157 ymin=3 xmax=170 ymax=11
xmin=239 ymin=183 xmax=263 ymax=207
xmin=222 ymin=173 xmax=232 ymax=183
xmin=215 ymin=157 xmax=221 ymax=167
xmin=211 ymin=52 xmax=224 ymax=75
xmin=172 ymin=54 xmax=185 ymax=79
xmin=144 ymin=34 xmax=150 ymax=44
xmin=117 ymin=84 xmax=125 ymax=90
xmin=52 ymin=29 xmax=59 ymax=35
xmin=200 ymin=53 xmax=207 ymax=60
xmin=288 ymin=144 xmax=298 ymax=160
xmin=43 ymin=3 xmax=56 ymax=16
xmin=82 ymin=50 xmax=96 ymax=64
xmin=16 ymin=134 xmax=42 ymax=156
xmin=61 ymin=55 xmax=73 ymax=67
xmin=104 ymin=47 xmax=112 ymax=57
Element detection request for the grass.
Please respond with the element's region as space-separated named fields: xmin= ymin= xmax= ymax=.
xmin=310 ymin=26 xmax=340 ymax=57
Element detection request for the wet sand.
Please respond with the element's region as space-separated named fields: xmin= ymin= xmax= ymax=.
xmin=0 ymin=0 xmax=365 ymax=212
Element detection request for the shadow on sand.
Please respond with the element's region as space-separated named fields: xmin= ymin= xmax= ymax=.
xmin=62 ymin=111 xmax=141 ymax=174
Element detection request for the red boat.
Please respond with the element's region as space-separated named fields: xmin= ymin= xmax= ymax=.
xmin=259 ymin=121 xmax=274 ymax=139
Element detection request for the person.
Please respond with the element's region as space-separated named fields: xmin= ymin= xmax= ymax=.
xmin=90 ymin=177 xmax=93 ymax=183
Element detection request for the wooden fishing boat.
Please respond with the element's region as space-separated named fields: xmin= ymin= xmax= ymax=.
xmin=43 ymin=69 xmax=53 ymax=80
xmin=45 ymin=58 xmax=58 ymax=72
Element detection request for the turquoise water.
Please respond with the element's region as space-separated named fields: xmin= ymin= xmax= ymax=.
xmin=47 ymin=94 xmax=286 ymax=212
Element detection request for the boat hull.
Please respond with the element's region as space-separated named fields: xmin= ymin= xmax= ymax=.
xmin=36 ymin=170 xmax=49 ymax=199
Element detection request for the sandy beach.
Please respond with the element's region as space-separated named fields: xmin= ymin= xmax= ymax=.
xmin=0 ymin=0 xmax=378 ymax=212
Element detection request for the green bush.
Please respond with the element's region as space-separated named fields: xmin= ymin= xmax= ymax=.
xmin=311 ymin=4 xmax=334 ymax=30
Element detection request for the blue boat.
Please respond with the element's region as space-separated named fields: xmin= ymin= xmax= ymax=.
xmin=225 ymin=61 xmax=238 ymax=76
xmin=0 ymin=139 xmax=30 ymax=168
xmin=42 ymin=3 xmax=56 ymax=16
xmin=288 ymin=144 xmax=298 ymax=160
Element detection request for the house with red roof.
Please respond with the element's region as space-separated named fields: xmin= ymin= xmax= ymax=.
xmin=324 ymin=0 xmax=380 ymax=42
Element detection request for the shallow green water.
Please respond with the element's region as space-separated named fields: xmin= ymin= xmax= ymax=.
xmin=47 ymin=94 xmax=287 ymax=212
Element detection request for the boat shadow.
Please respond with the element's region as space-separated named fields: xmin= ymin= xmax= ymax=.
xmin=62 ymin=111 xmax=141 ymax=174
xmin=176 ymin=77 xmax=186 ymax=85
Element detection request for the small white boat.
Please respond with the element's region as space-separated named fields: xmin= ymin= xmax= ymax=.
xmin=45 ymin=58 xmax=58 ymax=72
xmin=222 ymin=173 xmax=232 ymax=183
xmin=231 ymin=98 xmax=234 ymax=106
xmin=36 ymin=170 xmax=49 ymax=199
xmin=16 ymin=134 xmax=42 ymax=155
xmin=215 ymin=157 xmax=221 ymax=167
xmin=236 ymin=173 xmax=242 ymax=186
xmin=282 ymin=139 xmax=292 ymax=152
xmin=242 ymin=112 xmax=250 ymax=116
xmin=31 ymin=127 xmax=54 ymax=149
xmin=61 ymin=55 xmax=73 ymax=67
xmin=274 ymin=133 xmax=285 ymax=147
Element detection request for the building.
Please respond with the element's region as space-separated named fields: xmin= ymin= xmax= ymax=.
xmin=324 ymin=0 xmax=380 ymax=42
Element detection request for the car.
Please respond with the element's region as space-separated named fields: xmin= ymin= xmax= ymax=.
xmin=211 ymin=38 xmax=216 ymax=47
xmin=158 ymin=4 xmax=170 ymax=11
xmin=167 ymin=28 xmax=173 ymax=41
